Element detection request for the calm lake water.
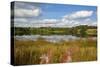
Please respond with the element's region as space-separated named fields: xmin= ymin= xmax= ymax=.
xmin=15 ymin=35 xmax=97 ymax=42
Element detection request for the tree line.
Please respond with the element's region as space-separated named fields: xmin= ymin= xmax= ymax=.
xmin=13 ymin=25 xmax=97 ymax=37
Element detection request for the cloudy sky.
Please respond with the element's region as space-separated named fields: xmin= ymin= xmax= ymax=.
xmin=12 ymin=1 xmax=97 ymax=27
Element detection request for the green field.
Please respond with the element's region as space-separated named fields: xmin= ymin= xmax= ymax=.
xmin=86 ymin=29 xmax=97 ymax=35
xmin=14 ymin=38 xmax=97 ymax=65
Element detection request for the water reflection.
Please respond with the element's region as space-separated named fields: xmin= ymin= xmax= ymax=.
xmin=15 ymin=35 xmax=97 ymax=42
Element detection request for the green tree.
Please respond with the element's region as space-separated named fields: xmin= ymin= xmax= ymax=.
xmin=79 ymin=25 xmax=87 ymax=37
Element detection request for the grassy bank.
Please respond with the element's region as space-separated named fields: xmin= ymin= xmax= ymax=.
xmin=14 ymin=38 xmax=97 ymax=65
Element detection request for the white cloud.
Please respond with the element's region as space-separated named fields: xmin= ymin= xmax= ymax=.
xmin=13 ymin=2 xmax=96 ymax=27
xmin=42 ymin=19 xmax=58 ymax=24
xmin=32 ymin=8 xmax=41 ymax=17
xmin=15 ymin=8 xmax=41 ymax=17
xmin=91 ymin=22 xmax=97 ymax=26
xmin=43 ymin=19 xmax=57 ymax=22
xmin=14 ymin=9 xmax=96 ymax=27
xmin=14 ymin=18 xmax=28 ymax=23
xmin=63 ymin=10 xmax=93 ymax=19
xmin=14 ymin=18 xmax=59 ymax=27
xmin=15 ymin=2 xmax=38 ymax=9
xmin=84 ymin=18 xmax=91 ymax=22
xmin=59 ymin=10 xmax=96 ymax=27
xmin=29 ymin=19 xmax=59 ymax=24
xmin=73 ymin=19 xmax=97 ymax=26
xmin=14 ymin=2 xmax=42 ymax=17
xmin=14 ymin=17 xmax=97 ymax=27
xmin=31 ymin=19 xmax=59 ymax=27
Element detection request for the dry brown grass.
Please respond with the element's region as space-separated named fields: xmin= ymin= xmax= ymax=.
xmin=14 ymin=38 xmax=97 ymax=65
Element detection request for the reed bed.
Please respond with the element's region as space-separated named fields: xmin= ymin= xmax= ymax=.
xmin=14 ymin=38 xmax=97 ymax=65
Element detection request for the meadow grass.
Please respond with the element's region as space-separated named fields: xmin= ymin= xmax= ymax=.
xmin=86 ymin=29 xmax=97 ymax=35
xmin=14 ymin=38 xmax=97 ymax=65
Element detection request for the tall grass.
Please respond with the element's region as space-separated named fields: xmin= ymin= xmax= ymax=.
xmin=14 ymin=38 xmax=97 ymax=65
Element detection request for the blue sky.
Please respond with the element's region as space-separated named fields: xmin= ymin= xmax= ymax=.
xmin=13 ymin=1 xmax=97 ymax=27
xmin=40 ymin=3 xmax=97 ymax=19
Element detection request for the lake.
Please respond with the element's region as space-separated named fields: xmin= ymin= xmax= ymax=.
xmin=15 ymin=35 xmax=97 ymax=42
